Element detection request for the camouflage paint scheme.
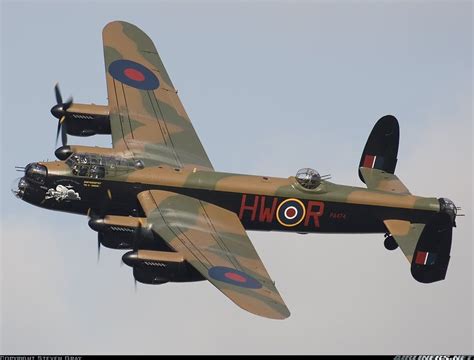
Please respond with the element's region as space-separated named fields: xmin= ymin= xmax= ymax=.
xmin=14 ymin=21 xmax=457 ymax=320
xmin=103 ymin=21 xmax=214 ymax=170
xmin=138 ymin=190 xmax=290 ymax=319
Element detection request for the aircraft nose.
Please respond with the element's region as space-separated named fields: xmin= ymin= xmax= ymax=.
xmin=11 ymin=177 xmax=29 ymax=199
xmin=24 ymin=162 xmax=48 ymax=184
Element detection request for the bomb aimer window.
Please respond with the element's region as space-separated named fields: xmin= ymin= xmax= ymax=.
xmin=65 ymin=153 xmax=143 ymax=179
xmin=295 ymin=168 xmax=322 ymax=189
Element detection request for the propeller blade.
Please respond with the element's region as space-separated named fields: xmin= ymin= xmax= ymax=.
xmin=63 ymin=96 xmax=73 ymax=111
xmin=97 ymin=233 xmax=102 ymax=264
xmin=55 ymin=119 xmax=62 ymax=147
xmin=97 ymin=239 xmax=101 ymax=263
xmin=54 ymin=83 xmax=63 ymax=104
xmin=132 ymin=220 xmax=143 ymax=292
xmin=133 ymin=219 xmax=143 ymax=252
xmin=61 ymin=116 xmax=68 ymax=146
xmin=52 ymin=84 xmax=73 ymax=148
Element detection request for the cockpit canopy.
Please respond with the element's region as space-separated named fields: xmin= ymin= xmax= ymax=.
xmin=65 ymin=153 xmax=144 ymax=179
xmin=295 ymin=168 xmax=321 ymax=189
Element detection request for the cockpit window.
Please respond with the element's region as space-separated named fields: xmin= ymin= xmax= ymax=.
xmin=65 ymin=153 xmax=143 ymax=178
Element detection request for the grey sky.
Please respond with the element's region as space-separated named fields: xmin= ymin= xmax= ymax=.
xmin=1 ymin=0 xmax=472 ymax=354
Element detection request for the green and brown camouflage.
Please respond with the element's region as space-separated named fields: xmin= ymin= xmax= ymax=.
xmin=382 ymin=220 xmax=425 ymax=263
xmin=13 ymin=20 xmax=457 ymax=319
xmin=138 ymin=189 xmax=290 ymax=319
xmin=103 ymin=21 xmax=214 ymax=171
xmin=39 ymin=160 xmax=441 ymax=214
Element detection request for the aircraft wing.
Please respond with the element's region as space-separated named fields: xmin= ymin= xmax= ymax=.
xmin=137 ymin=189 xmax=290 ymax=319
xmin=359 ymin=167 xmax=410 ymax=194
xmin=102 ymin=21 xmax=213 ymax=171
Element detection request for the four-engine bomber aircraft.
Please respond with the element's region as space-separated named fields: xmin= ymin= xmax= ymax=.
xmin=13 ymin=21 xmax=458 ymax=319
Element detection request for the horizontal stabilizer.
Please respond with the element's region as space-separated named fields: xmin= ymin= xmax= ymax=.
xmin=383 ymin=220 xmax=425 ymax=262
xmin=360 ymin=168 xmax=410 ymax=194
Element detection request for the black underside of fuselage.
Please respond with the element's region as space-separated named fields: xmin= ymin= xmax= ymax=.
xmin=26 ymin=175 xmax=436 ymax=235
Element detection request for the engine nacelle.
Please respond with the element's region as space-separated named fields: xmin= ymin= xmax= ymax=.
xmin=89 ymin=216 xmax=170 ymax=251
xmin=90 ymin=216 xmax=142 ymax=249
xmin=123 ymin=250 xmax=205 ymax=284
xmin=98 ymin=231 xmax=133 ymax=249
xmin=133 ymin=267 xmax=169 ymax=285
xmin=52 ymin=103 xmax=111 ymax=136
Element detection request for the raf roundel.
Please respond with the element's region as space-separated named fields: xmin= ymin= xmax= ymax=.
xmin=108 ymin=59 xmax=160 ymax=90
xmin=276 ymin=198 xmax=306 ymax=227
xmin=208 ymin=266 xmax=262 ymax=289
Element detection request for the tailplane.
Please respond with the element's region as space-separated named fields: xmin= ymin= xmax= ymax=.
xmin=360 ymin=115 xmax=456 ymax=283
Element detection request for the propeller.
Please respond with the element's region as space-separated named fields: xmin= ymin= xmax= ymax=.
xmin=119 ymin=219 xmax=142 ymax=268
xmin=132 ymin=219 xmax=143 ymax=293
xmin=87 ymin=210 xmax=103 ymax=264
xmin=97 ymin=232 xmax=102 ymax=263
xmin=51 ymin=83 xmax=73 ymax=146
xmin=134 ymin=218 xmax=143 ymax=251
xmin=87 ymin=189 xmax=113 ymax=263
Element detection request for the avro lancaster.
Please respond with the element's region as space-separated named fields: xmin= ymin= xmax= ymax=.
xmin=12 ymin=21 xmax=458 ymax=319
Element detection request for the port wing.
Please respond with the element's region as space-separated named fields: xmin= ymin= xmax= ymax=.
xmin=102 ymin=21 xmax=213 ymax=170
xmin=137 ymin=189 xmax=290 ymax=319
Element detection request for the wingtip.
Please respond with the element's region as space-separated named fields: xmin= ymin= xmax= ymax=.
xmin=103 ymin=20 xmax=132 ymax=35
xmin=103 ymin=20 xmax=131 ymax=28
xmin=234 ymin=299 xmax=291 ymax=320
xmin=103 ymin=20 xmax=144 ymax=34
xmin=254 ymin=307 xmax=291 ymax=320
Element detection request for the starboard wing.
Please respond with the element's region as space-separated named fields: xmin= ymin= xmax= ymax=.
xmin=137 ymin=189 xmax=290 ymax=319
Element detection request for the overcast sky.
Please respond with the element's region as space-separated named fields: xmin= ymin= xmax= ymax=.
xmin=1 ymin=0 xmax=472 ymax=355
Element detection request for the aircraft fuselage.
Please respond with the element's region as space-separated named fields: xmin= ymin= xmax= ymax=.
xmin=16 ymin=160 xmax=441 ymax=235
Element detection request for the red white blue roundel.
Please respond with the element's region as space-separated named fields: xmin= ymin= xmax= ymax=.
xmin=276 ymin=198 xmax=306 ymax=227
xmin=108 ymin=59 xmax=160 ymax=90
xmin=208 ymin=266 xmax=262 ymax=289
